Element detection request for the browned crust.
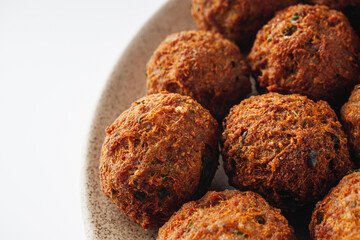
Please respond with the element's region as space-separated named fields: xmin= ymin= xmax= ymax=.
xmin=146 ymin=30 xmax=251 ymax=121
xmin=99 ymin=92 xmax=219 ymax=229
xmin=341 ymin=84 xmax=360 ymax=165
xmin=221 ymin=92 xmax=354 ymax=210
xmin=157 ymin=190 xmax=296 ymax=240
xmin=247 ymin=4 xmax=360 ymax=104
xmin=309 ymin=172 xmax=360 ymax=239
xmin=191 ymin=0 xmax=299 ymax=47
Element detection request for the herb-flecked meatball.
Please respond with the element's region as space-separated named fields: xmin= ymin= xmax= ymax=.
xmin=146 ymin=30 xmax=251 ymax=121
xmin=341 ymin=84 xmax=360 ymax=166
xmin=309 ymin=171 xmax=360 ymax=239
xmin=99 ymin=92 xmax=219 ymax=229
xmin=221 ymin=92 xmax=354 ymax=210
xmin=247 ymin=4 xmax=360 ymax=104
xmin=157 ymin=190 xmax=296 ymax=240
xmin=191 ymin=0 xmax=299 ymax=47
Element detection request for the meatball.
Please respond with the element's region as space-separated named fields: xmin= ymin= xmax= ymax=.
xmin=309 ymin=171 xmax=360 ymax=239
xmin=146 ymin=30 xmax=251 ymax=121
xmin=247 ymin=4 xmax=360 ymax=104
xmin=157 ymin=190 xmax=296 ymax=240
xmin=191 ymin=0 xmax=299 ymax=48
xmin=221 ymin=92 xmax=354 ymax=210
xmin=99 ymin=92 xmax=219 ymax=229
xmin=341 ymin=84 xmax=360 ymax=166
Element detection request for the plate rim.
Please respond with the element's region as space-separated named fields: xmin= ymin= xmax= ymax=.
xmin=80 ymin=0 xmax=191 ymax=239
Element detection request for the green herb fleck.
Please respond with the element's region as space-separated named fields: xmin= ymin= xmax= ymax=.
xmin=193 ymin=49 xmax=198 ymax=54
xmin=135 ymin=191 xmax=145 ymax=200
xmin=283 ymin=25 xmax=297 ymax=36
xmin=351 ymin=201 xmax=357 ymax=207
xmin=158 ymin=187 xmax=168 ymax=199
xmin=233 ymin=231 xmax=248 ymax=237
xmin=189 ymin=109 xmax=195 ymax=114
xmin=231 ymin=61 xmax=236 ymax=68
xmin=267 ymin=37 xmax=273 ymax=42
xmin=187 ymin=219 xmax=194 ymax=229
xmin=348 ymin=169 xmax=360 ymax=174
xmin=110 ymin=189 xmax=117 ymax=199
xmin=292 ymin=110 xmax=298 ymax=117
xmin=291 ymin=12 xmax=299 ymax=23
xmin=256 ymin=216 xmax=265 ymax=224
xmin=137 ymin=117 xmax=142 ymax=124
xmin=135 ymin=100 xmax=145 ymax=105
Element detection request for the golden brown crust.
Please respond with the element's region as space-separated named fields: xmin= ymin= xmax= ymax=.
xmin=146 ymin=30 xmax=251 ymax=121
xmin=247 ymin=4 xmax=360 ymax=104
xmin=309 ymin=172 xmax=360 ymax=239
xmin=341 ymin=84 xmax=360 ymax=165
xmin=191 ymin=0 xmax=299 ymax=47
xmin=221 ymin=92 xmax=354 ymax=210
xmin=303 ymin=0 xmax=360 ymax=40
xmin=157 ymin=190 xmax=296 ymax=240
xmin=99 ymin=92 xmax=219 ymax=229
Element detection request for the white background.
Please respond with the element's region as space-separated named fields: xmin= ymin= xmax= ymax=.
xmin=0 ymin=0 xmax=168 ymax=239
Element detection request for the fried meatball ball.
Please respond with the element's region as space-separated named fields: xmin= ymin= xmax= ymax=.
xmin=146 ymin=30 xmax=251 ymax=121
xmin=99 ymin=92 xmax=219 ymax=229
xmin=157 ymin=190 xmax=296 ymax=240
xmin=247 ymin=4 xmax=360 ymax=104
xmin=221 ymin=92 xmax=354 ymax=210
xmin=309 ymin=171 xmax=360 ymax=239
xmin=341 ymin=84 xmax=360 ymax=165
xmin=191 ymin=0 xmax=299 ymax=47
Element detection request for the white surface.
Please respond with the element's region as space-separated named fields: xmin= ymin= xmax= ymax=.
xmin=0 ymin=0 xmax=168 ymax=239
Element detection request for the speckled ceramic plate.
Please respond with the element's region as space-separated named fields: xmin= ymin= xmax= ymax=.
xmin=81 ymin=0 xmax=312 ymax=239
